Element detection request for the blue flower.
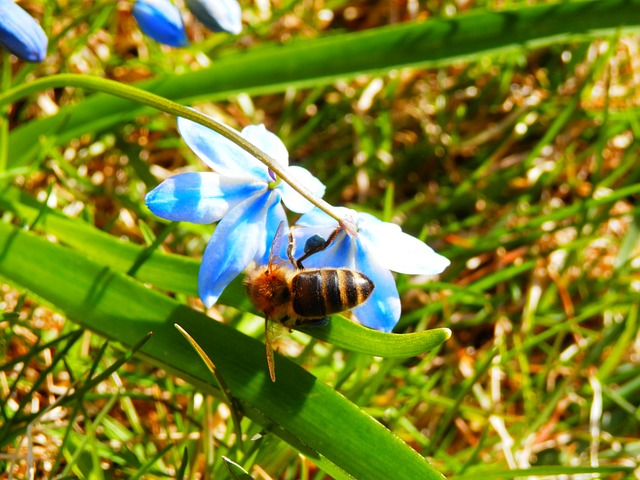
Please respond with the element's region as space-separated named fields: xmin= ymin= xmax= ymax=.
xmin=293 ymin=207 xmax=450 ymax=332
xmin=185 ymin=0 xmax=242 ymax=35
xmin=146 ymin=115 xmax=325 ymax=308
xmin=132 ymin=0 xmax=188 ymax=47
xmin=0 ymin=0 xmax=47 ymax=62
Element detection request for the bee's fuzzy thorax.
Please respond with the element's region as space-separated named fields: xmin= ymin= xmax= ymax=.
xmin=245 ymin=265 xmax=295 ymax=321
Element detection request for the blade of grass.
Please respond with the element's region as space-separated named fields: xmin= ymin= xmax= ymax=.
xmin=59 ymin=393 xmax=120 ymax=479
xmin=452 ymin=464 xmax=634 ymax=479
xmin=423 ymin=348 xmax=498 ymax=456
xmin=175 ymin=323 xmax=244 ymax=452
xmin=598 ymin=304 xmax=638 ymax=381
xmin=222 ymin=456 xmax=254 ymax=480
xmin=5 ymin=0 xmax=640 ymax=169
xmin=176 ymin=448 xmax=189 ymax=480
xmin=128 ymin=444 xmax=175 ymax=480
xmin=0 ymin=221 xmax=444 ymax=479
xmin=0 ymin=333 xmax=152 ymax=448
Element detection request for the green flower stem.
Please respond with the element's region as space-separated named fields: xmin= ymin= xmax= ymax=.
xmin=0 ymin=73 xmax=345 ymax=225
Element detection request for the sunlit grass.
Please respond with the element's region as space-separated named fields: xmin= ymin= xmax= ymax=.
xmin=2 ymin=0 xmax=640 ymax=478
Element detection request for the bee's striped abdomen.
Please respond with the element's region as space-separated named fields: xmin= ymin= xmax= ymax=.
xmin=291 ymin=268 xmax=374 ymax=318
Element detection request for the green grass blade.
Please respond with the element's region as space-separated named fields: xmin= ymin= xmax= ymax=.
xmin=299 ymin=320 xmax=450 ymax=357
xmin=222 ymin=456 xmax=253 ymax=480
xmin=0 ymin=221 xmax=444 ymax=479
xmin=7 ymin=0 xmax=640 ymax=168
xmin=453 ymin=465 xmax=635 ymax=479
xmin=174 ymin=323 xmax=244 ymax=452
xmin=0 ymin=186 xmax=201 ymax=296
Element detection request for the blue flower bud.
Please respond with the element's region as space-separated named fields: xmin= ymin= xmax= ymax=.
xmin=185 ymin=0 xmax=242 ymax=35
xmin=132 ymin=0 xmax=188 ymax=47
xmin=0 ymin=0 xmax=48 ymax=62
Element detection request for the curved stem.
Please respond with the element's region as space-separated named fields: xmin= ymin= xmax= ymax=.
xmin=0 ymin=73 xmax=345 ymax=225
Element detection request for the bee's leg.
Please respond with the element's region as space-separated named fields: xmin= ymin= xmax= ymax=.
xmin=265 ymin=319 xmax=277 ymax=382
xmin=279 ymin=316 xmax=296 ymax=333
xmin=295 ymin=226 xmax=341 ymax=269
xmin=296 ymin=317 xmax=329 ymax=328
xmin=307 ymin=317 xmax=329 ymax=327
xmin=286 ymin=228 xmax=297 ymax=268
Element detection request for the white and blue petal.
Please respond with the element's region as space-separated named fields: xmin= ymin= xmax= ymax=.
xmin=185 ymin=0 xmax=242 ymax=35
xmin=280 ymin=166 xmax=326 ymax=214
xmin=359 ymin=217 xmax=450 ymax=275
xmin=295 ymin=207 xmax=339 ymax=230
xmin=352 ymin=235 xmax=401 ymax=332
xmin=145 ymin=172 xmax=264 ymax=224
xmin=241 ymin=125 xmax=289 ymax=169
xmin=177 ymin=117 xmax=269 ymax=180
xmin=198 ymin=191 xmax=277 ymax=307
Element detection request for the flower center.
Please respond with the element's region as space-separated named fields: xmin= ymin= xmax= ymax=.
xmin=267 ymin=169 xmax=281 ymax=189
xmin=340 ymin=214 xmax=358 ymax=237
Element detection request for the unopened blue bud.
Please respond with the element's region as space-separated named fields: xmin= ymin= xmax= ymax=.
xmin=132 ymin=0 xmax=188 ymax=47
xmin=185 ymin=0 xmax=242 ymax=35
xmin=0 ymin=0 xmax=48 ymax=62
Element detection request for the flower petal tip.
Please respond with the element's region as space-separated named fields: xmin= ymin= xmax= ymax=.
xmin=133 ymin=0 xmax=189 ymax=47
xmin=0 ymin=0 xmax=48 ymax=62
xmin=185 ymin=0 xmax=243 ymax=34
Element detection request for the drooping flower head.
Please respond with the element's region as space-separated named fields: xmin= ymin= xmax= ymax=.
xmin=0 ymin=0 xmax=48 ymax=62
xmin=132 ymin=0 xmax=188 ymax=47
xmin=293 ymin=207 xmax=450 ymax=332
xmin=146 ymin=114 xmax=325 ymax=307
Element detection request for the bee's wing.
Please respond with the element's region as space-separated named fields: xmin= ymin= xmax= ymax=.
xmin=268 ymin=221 xmax=291 ymax=269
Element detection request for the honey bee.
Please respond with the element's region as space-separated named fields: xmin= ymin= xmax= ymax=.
xmin=245 ymin=222 xmax=374 ymax=381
